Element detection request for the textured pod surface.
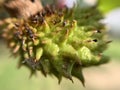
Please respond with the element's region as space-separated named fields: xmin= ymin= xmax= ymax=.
xmin=1 ymin=5 xmax=109 ymax=85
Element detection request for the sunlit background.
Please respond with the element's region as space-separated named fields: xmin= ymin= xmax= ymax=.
xmin=0 ymin=0 xmax=120 ymax=90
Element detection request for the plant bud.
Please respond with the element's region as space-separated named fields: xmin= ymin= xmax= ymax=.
xmin=1 ymin=4 xmax=109 ymax=85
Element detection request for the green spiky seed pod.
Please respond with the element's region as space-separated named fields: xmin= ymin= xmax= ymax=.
xmin=1 ymin=5 xmax=110 ymax=85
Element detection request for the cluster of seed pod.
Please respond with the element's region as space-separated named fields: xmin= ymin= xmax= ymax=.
xmin=2 ymin=5 xmax=110 ymax=85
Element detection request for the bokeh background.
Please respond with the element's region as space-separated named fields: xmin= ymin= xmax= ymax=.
xmin=0 ymin=0 xmax=120 ymax=90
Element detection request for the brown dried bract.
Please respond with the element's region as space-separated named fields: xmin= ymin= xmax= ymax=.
xmin=4 ymin=0 xmax=43 ymax=19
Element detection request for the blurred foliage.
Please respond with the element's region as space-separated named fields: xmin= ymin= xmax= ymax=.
xmin=41 ymin=0 xmax=120 ymax=14
xmin=104 ymin=39 xmax=120 ymax=60
xmin=99 ymin=0 xmax=120 ymax=13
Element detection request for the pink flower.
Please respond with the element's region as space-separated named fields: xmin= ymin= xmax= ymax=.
xmin=56 ymin=0 xmax=77 ymax=9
